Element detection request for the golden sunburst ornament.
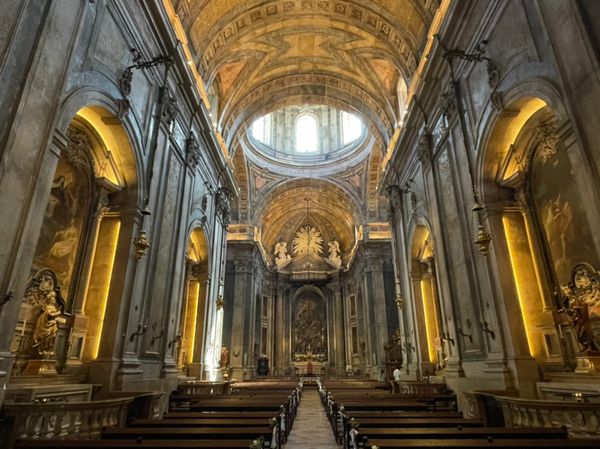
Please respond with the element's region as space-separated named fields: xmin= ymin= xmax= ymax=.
xmin=292 ymin=225 xmax=323 ymax=257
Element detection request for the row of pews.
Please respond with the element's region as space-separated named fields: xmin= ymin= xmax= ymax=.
xmin=318 ymin=379 xmax=599 ymax=449
xmin=15 ymin=380 xmax=303 ymax=449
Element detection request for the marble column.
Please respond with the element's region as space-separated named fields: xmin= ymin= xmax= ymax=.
xmin=274 ymin=287 xmax=284 ymax=376
xmin=333 ymin=283 xmax=346 ymax=375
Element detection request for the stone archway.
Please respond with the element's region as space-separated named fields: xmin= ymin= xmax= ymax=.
xmin=10 ymin=105 xmax=139 ymax=378
xmin=409 ymin=223 xmax=443 ymax=376
xmin=180 ymin=228 xmax=210 ymax=378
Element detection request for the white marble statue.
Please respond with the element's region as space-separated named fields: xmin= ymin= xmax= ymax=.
xmin=274 ymin=241 xmax=292 ymax=270
xmin=325 ymin=240 xmax=342 ymax=269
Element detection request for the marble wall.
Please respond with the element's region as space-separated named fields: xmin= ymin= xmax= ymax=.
xmin=0 ymin=0 xmax=234 ymax=408
xmin=381 ymin=0 xmax=600 ymax=404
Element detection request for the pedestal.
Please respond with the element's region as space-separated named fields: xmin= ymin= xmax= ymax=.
xmin=23 ymin=359 xmax=58 ymax=376
xmin=575 ymin=352 xmax=600 ymax=374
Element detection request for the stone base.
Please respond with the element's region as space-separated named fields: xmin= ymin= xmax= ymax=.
xmin=575 ymin=352 xmax=600 ymax=374
xmin=22 ymin=359 xmax=58 ymax=376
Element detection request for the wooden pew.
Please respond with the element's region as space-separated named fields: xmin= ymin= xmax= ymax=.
xmin=165 ymin=411 xmax=276 ymax=419
xmin=361 ymin=427 xmax=567 ymax=439
xmin=353 ymin=418 xmax=483 ymax=428
xmin=130 ymin=418 xmax=272 ymax=427
xmin=102 ymin=426 xmax=272 ymax=440
xmin=17 ymin=440 xmax=255 ymax=449
xmin=346 ymin=411 xmax=463 ymax=419
xmin=363 ymin=439 xmax=600 ymax=448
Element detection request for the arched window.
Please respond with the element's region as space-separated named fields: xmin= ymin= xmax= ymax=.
xmin=341 ymin=112 xmax=362 ymax=144
xmin=296 ymin=114 xmax=318 ymax=153
xmin=397 ymin=78 xmax=408 ymax=125
xmin=251 ymin=114 xmax=271 ymax=144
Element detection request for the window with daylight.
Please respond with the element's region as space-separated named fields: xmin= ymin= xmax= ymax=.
xmin=251 ymin=114 xmax=271 ymax=144
xmin=296 ymin=114 xmax=318 ymax=153
xmin=341 ymin=111 xmax=362 ymax=145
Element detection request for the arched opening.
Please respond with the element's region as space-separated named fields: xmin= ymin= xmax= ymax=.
xmin=397 ymin=78 xmax=408 ymax=125
xmin=410 ymin=224 xmax=444 ymax=375
xmin=11 ymin=106 xmax=138 ymax=376
xmin=295 ymin=114 xmax=318 ymax=153
xmin=482 ymin=95 xmax=600 ymax=371
xmin=291 ymin=287 xmax=328 ymax=376
xmin=179 ymin=228 xmax=210 ymax=378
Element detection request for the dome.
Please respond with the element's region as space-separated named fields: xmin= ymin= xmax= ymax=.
xmin=248 ymin=104 xmax=366 ymax=164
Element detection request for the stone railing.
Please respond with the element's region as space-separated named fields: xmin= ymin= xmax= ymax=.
xmin=394 ymin=381 xmax=449 ymax=395
xmin=100 ymin=391 xmax=164 ymax=422
xmin=1 ymin=397 xmax=131 ymax=443
xmin=496 ymin=396 xmax=600 ymax=438
xmin=176 ymin=380 xmax=230 ymax=396
xmin=464 ymin=391 xmax=600 ymax=438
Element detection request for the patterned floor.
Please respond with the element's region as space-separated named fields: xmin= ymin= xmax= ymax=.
xmin=284 ymin=389 xmax=341 ymax=449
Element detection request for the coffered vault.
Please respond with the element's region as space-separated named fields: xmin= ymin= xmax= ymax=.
xmin=171 ymin=0 xmax=441 ymax=259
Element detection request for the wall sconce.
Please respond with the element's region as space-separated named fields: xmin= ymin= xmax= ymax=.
xmin=472 ymin=188 xmax=492 ymax=256
xmin=134 ymin=229 xmax=150 ymax=259
xmin=167 ymin=333 xmax=182 ymax=349
xmin=457 ymin=327 xmax=473 ymax=343
xmin=129 ymin=321 xmax=148 ymax=343
xmin=480 ymin=320 xmax=496 ymax=340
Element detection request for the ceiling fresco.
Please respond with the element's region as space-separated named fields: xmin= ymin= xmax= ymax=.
xmin=170 ymin=0 xmax=440 ymax=261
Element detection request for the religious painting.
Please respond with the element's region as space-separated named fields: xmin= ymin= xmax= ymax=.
xmin=31 ymin=143 xmax=91 ymax=301
xmin=531 ymin=140 xmax=600 ymax=286
xmin=292 ymin=295 xmax=328 ymax=361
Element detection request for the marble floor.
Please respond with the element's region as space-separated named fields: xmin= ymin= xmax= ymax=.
xmin=284 ymin=388 xmax=341 ymax=449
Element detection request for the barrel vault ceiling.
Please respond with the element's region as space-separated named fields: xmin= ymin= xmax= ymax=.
xmin=171 ymin=0 xmax=440 ymax=257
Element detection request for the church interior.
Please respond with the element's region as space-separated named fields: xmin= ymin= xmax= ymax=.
xmin=1 ymin=0 xmax=600 ymax=447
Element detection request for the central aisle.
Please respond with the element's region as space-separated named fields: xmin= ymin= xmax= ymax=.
xmin=284 ymin=389 xmax=341 ymax=449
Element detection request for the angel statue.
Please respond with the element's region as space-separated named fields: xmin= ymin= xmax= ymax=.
xmin=325 ymin=240 xmax=342 ymax=269
xmin=274 ymin=241 xmax=292 ymax=270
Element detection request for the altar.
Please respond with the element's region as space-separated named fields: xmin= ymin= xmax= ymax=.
xmin=293 ymin=360 xmax=326 ymax=376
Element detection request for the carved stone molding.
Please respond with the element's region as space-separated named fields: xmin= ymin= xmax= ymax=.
xmin=440 ymin=82 xmax=457 ymax=119
xmin=416 ymin=132 xmax=432 ymax=167
xmin=216 ymin=187 xmax=232 ymax=226
xmin=161 ymin=90 xmax=178 ymax=128
xmin=65 ymin=127 xmax=92 ymax=170
xmin=385 ymin=184 xmax=403 ymax=216
xmin=186 ymin=134 xmax=202 ymax=170
xmin=534 ymin=120 xmax=559 ymax=165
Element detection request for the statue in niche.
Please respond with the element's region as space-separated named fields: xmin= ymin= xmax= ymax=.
xmin=561 ymin=263 xmax=600 ymax=352
xmin=325 ymin=240 xmax=342 ymax=269
xmin=274 ymin=241 xmax=292 ymax=270
xmin=24 ymin=269 xmax=66 ymax=359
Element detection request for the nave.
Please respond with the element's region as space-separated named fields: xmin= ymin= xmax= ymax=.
xmin=2 ymin=0 xmax=600 ymax=448
xmin=10 ymin=377 xmax=600 ymax=449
